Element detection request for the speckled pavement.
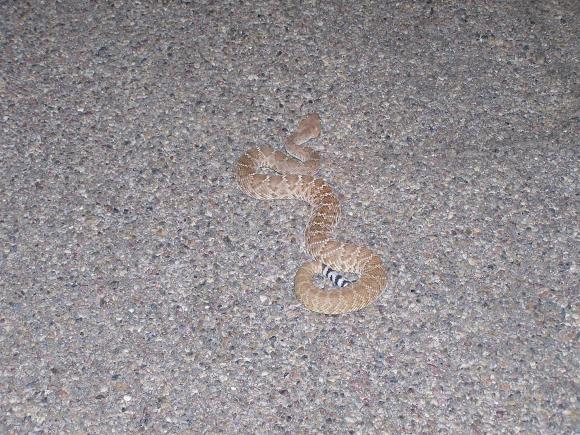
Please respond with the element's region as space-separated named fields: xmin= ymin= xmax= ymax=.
xmin=1 ymin=1 xmax=577 ymax=433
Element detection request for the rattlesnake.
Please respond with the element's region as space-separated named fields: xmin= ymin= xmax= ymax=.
xmin=235 ymin=114 xmax=387 ymax=314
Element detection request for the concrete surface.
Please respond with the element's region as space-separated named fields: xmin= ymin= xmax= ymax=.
xmin=1 ymin=1 xmax=577 ymax=432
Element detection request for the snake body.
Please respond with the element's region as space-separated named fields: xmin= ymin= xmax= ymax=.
xmin=235 ymin=114 xmax=387 ymax=314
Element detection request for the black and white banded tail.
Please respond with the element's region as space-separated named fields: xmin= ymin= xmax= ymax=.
xmin=322 ymin=264 xmax=353 ymax=287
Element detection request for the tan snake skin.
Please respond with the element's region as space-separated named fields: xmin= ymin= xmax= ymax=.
xmin=235 ymin=114 xmax=387 ymax=314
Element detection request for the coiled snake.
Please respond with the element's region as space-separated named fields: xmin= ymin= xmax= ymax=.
xmin=235 ymin=114 xmax=387 ymax=314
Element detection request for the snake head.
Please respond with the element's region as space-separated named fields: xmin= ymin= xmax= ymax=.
xmin=297 ymin=113 xmax=321 ymax=140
